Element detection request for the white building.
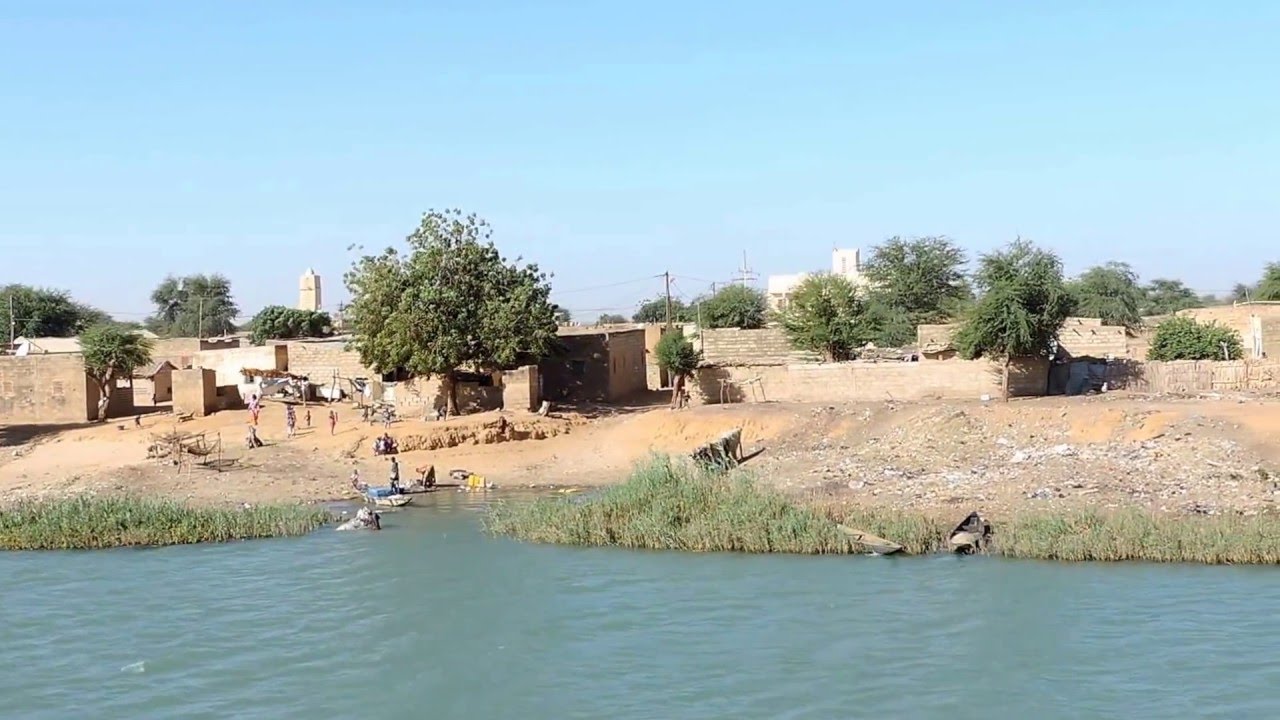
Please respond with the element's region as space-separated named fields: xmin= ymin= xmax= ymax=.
xmin=298 ymin=268 xmax=322 ymax=312
xmin=766 ymin=248 xmax=864 ymax=312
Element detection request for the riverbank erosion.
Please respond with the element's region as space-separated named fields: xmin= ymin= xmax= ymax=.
xmin=0 ymin=496 xmax=332 ymax=550
xmin=2 ymin=392 xmax=1279 ymax=518
xmin=487 ymin=457 xmax=1280 ymax=564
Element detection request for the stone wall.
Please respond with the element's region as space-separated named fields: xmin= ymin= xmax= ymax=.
xmin=502 ymin=365 xmax=540 ymax=412
xmin=0 ymin=354 xmax=95 ymax=422
xmin=1177 ymin=305 xmax=1280 ymax=360
xmin=192 ymin=345 xmax=288 ymax=386
xmin=692 ymin=358 xmax=1048 ymax=404
xmin=699 ymin=327 xmax=819 ymax=366
xmin=286 ymin=340 xmax=373 ymax=388
xmin=1056 ymin=317 xmax=1131 ymax=358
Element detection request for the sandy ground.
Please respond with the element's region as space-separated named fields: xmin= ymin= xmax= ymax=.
xmin=2 ymin=393 xmax=1279 ymax=518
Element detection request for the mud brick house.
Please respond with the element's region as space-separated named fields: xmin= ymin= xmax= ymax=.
xmin=540 ymin=327 xmax=647 ymax=403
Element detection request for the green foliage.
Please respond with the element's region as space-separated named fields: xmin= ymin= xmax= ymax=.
xmin=553 ymin=305 xmax=572 ymax=323
xmin=632 ymin=296 xmax=693 ymax=324
xmin=780 ymin=273 xmax=879 ymax=361
xmin=699 ymin=284 xmax=767 ymax=329
xmin=0 ymin=284 xmax=108 ymax=338
xmin=80 ymin=324 xmax=154 ymax=421
xmin=1232 ymin=283 xmax=1254 ymax=302
xmin=862 ymin=235 xmax=972 ymax=328
xmin=0 ymin=496 xmax=332 ymax=550
xmin=485 ymin=456 xmax=858 ymax=554
xmin=597 ymin=313 xmax=628 ymax=325
xmin=953 ymin=239 xmax=1070 ymax=363
xmin=344 ymin=209 xmax=559 ymax=413
xmin=1146 ymin=316 xmax=1244 ymax=361
xmin=1141 ymin=278 xmax=1202 ymax=316
xmin=248 ymin=305 xmax=333 ymax=345
xmin=1067 ymin=261 xmax=1144 ymax=329
xmin=1254 ymin=262 xmax=1280 ymax=302
xmin=146 ymin=274 xmax=239 ymax=337
xmin=654 ymin=331 xmax=701 ymax=377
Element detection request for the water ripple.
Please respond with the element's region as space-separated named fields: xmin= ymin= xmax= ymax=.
xmin=2 ymin=497 xmax=1279 ymax=719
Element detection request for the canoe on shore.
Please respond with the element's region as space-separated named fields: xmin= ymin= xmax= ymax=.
xmin=363 ymin=486 xmax=414 ymax=507
xmin=836 ymin=525 xmax=904 ymax=555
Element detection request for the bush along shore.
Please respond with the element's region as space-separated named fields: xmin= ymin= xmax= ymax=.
xmin=486 ymin=456 xmax=1280 ymax=564
xmin=0 ymin=496 xmax=334 ymax=551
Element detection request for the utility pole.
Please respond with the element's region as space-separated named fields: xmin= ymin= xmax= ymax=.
xmin=197 ymin=296 xmax=205 ymax=340
xmin=8 ymin=294 xmax=15 ymax=350
xmin=663 ymin=271 xmax=673 ymax=329
xmin=737 ymin=251 xmax=757 ymax=287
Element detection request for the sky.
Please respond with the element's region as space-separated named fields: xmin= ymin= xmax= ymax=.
xmin=2 ymin=1 xmax=1278 ymax=324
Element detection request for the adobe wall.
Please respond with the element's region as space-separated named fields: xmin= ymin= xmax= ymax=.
xmin=1106 ymin=359 xmax=1280 ymax=393
xmin=1177 ymin=306 xmax=1280 ymax=359
xmin=173 ymin=368 xmax=217 ymax=417
xmin=192 ymin=345 xmax=288 ymax=386
xmin=384 ymin=375 xmax=503 ymax=415
xmin=692 ymin=358 xmax=1048 ymax=404
xmin=0 ymin=354 xmax=95 ymax=423
xmin=286 ymin=341 xmax=374 ymax=383
xmin=502 ymin=365 xmax=540 ymax=412
xmin=540 ymin=333 xmax=611 ymax=402
xmin=918 ymin=318 xmax=1132 ymax=358
xmin=606 ymin=329 xmax=648 ymax=400
xmin=699 ymin=327 xmax=820 ymax=365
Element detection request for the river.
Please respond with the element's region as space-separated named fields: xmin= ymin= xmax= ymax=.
xmin=3 ymin=493 xmax=1279 ymax=719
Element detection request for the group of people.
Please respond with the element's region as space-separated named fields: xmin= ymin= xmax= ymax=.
xmin=373 ymin=433 xmax=399 ymax=456
xmin=244 ymin=394 xmax=340 ymax=448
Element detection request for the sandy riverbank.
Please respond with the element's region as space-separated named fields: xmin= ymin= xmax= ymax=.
xmin=2 ymin=393 xmax=1279 ymax=521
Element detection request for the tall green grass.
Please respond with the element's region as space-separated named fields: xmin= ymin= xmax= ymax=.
xmin=488 ymin=455 xmax=1280 ymax=564
xmin=0 ymin=496 xmax=333 ymax=550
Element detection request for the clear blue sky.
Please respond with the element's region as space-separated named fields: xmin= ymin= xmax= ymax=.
xmin=2 ymin=1 xmax=1277 ymax=322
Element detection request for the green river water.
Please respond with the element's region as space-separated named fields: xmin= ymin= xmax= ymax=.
xmin=3 ymin=492 xmax=1279 ymax=719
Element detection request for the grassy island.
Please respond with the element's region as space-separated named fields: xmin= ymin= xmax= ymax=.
xmin=0 ymin=496 xmax=333 ymax=550
xmin=487 ymin=456 xmax=1280 ymax=564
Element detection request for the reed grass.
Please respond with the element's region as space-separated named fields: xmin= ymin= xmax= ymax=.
xmin=0 ymin=496 xmax=333 ymax=550
xmin=488 ymin=455 xmax=1280 ymax=564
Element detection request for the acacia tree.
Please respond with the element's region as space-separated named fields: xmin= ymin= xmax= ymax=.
xmin=862 ymin=235 xmax=972 ymax=341
xmin=780 ymin=274 xmax=878 ymax=361
xmin=146 ymin=274 xmax=239 ymax=337
xmin=1067 ymin=261 xmax=1144 ymax=330
xmin=654 ymin=331 xmax=701 ymax=408
xmin=1147 ymin=316 xmax=1243 ymax=361
xmin=700 ymin=285 xmax=768 ymax=329
xmin=597 ymin=313 xmax=628 ymax=324
xmin=1254 ymin=263 xmax=1280 ymax=301
xmin=953 ymin=239 xmax=1071 ymax=400
xmin=1141 ymin=278 xmax=1202 ymax=316
xmin=632 ymin=296 xmax=692 ymax=324
xmin=80 ymin=325 xmax=153 ymax=422
xmin=344 ymin=209 xmax=559 ymax=416
xmin=248 ymin=306 xmax=333 ymax=345
xmin=0 ymin=284 xmax=109 ymax=338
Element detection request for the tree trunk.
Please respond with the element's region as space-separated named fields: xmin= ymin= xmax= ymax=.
xmin=670 ymin=373 xmax=686 ymax=410
xmin=1001 ymin=357 xmax=1011 ymax=403
xmin=442 ymin=371 xmax=458 ymax=417
xmin=94 ymin=376 xmax=112 ymax=422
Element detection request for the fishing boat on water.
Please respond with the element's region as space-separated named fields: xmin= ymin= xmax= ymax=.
xmin=363 ymin=485 xmax=413 ymax=507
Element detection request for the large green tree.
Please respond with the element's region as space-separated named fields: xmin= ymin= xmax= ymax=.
xmin=699 ymin=285 xmax=768 ymax=330
xmin=953 ymin=239 xmax=1071 ymax=399
xmin=780 ymin=274 xmax=879 ymax=361
xmin=344 ymin=209 xmax=559 ymax=415
xmin=1140 ymin=278 xmax=1202 ymax=316
xmin=146 ymin=274 xmax=239 ymax=338
xmin=654 ymin=331 xmax=702 ymax=408
xmin=1067 ymin=262 xmax=1144 ymax=330
xmin=0 ymin=284 xmax=109 ymax=338
xmin=632 ymin=296 xmax=692 ymax=324
xmin=1254 ymin=262 xmax=1280 ymax=302
xmin=247 ymin=305 xmax=333 ymax=345
xmin=80 ymin=325 xmax=154 ymax=421
xmin=862 ymin=235 xmax=972 ymax=331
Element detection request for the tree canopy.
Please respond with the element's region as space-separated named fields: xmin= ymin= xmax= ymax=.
xmin=553 ymin=306 xmax=572 ymax=324
xmin=1147 ymin=316 xmax=1243 ymax=361
xmin=247 ymin=305 xmax=333 ymax=345
xmin=1140 ymin=278 xmax=1202 ymax=316
xmin=146 ymin=274 xmax=239 ymax=337
xmin=862 ymin=235 xmax=972 ymax=328
xmin=632 ymin=296 xmax=693 ymax=324
xmin=654 ymin=331 xmax=701 ymax=408
xmin=344 ymin=209 xmax=559 ymax=414
xmin=699 ymin=284 xmax=768 ymax=329
xmin=1254 ymin=263 xmax=1280 ymax=302
xmin=80 ymin=325 xmax=153 ymax=421
xmin=597 ymin=313 xmax=629 ymax=325
xmin=0 ymin=284 xmax=109 ymax=338
xmin=1067 ymin=262 xmax=1144 ymax=330
xmin=953 ymin=239 xmax=1071 ymax=396
xmin=780 ymin=274 xmax=879 ymax=361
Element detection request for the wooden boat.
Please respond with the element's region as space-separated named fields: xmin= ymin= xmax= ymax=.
xmin=363 ymin=485 xmax=413 ymax=507
xmin=836 ymin=524 xmax=903 ymax=556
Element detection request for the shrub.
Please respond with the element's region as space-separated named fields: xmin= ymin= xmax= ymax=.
xmin=1146 ymin=316 xmax=1243 ymax=361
